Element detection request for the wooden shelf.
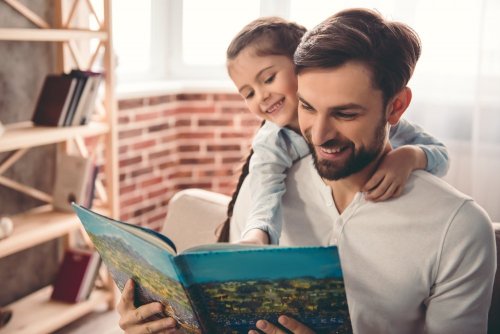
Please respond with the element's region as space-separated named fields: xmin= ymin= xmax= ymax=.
xmin=0 ymin=121 xmax=109 ymax=153
xmin=0 ymin=206 xmax=80 ymax=258
xmin=2 ymin=286 xmax=113 ymax=334
xmin=0 ymin=28 xmax=108 ymax=41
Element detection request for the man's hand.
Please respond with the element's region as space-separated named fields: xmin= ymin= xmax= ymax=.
xmin=248 ymin=315 xmax=315 ymax=334
xmin=117 ymin=279 xmax=182 ymax=334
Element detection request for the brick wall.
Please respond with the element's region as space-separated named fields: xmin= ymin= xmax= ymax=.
xmin=117 ymin=93 xmax=259 ymax=230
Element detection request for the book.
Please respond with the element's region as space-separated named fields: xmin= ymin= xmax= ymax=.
xmin=62 ymin=71 xmax=89 ymax=126
xmin=51 ymin=248 xmax=101 ymax=303
xmin=32 ymin=74 xmax=77 ymax=127
xmin=52 ymin=153 xmax=95 ymax=212
xmin=78 ymin=73 xmax=103 ymax=125
xmin=73 ymin=204 xmax=352 ymax=334
xmin=68 ymin=70 xmax=103 ymax=126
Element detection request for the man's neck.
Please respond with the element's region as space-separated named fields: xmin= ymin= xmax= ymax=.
xmin=324 ymin=143 xmax=392 ymax=214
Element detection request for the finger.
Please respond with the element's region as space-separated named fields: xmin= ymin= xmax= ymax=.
xmin=118 ymin=279 xmax=135 ymax=315
xmin=278 ymin=315 xmax=315 ymax=334
xmin=255 ymin=319 xmax=285 ymax=334
xmin=119 ymin=302 xmax=164 ymax=329
xmin=363 ymin=172 xmax=384 ymax=192
xmin=376 ymin=183 xmax=399 ymax=202
xmin=127 ymin=317 xmax=178 ymax=334
xmin=393 ymin=186 xmax=403 ymax=198
xmin=365 ymin=176 xmax=390 ymax=201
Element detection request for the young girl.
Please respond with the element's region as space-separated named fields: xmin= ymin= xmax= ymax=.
xmin=218 ymin=17 xmax=449 ymax=245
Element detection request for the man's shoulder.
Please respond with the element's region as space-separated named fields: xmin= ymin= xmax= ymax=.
xmin=410 ymin=170 xmax=471 ymax=201
xmin=409 ymin=171 xmax=491 ymax=224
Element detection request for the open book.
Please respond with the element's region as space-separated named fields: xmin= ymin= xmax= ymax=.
xmin=73 ymin=204 xmax=351 ymax=334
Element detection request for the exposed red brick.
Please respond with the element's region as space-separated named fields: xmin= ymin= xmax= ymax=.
xmin=136 ymin=111 xmax=162 ymax=122
xmin=175 ymin=119 xmax=191 ymax=127
xmin=120 ymin=184 xmax=136 ymax=195
xmin=148 ymin=123 xmax=170 ymax=132
xmin=175 ymin=106 xmax=215 ymax=114
xmin=118 ymin=98 xmax=145 ymax=110
xmin=120 ymin=195 xmax=144 ymax=208
xmin=141 ymin=176 xmax=163 ymax=188
xmin=176 ymin=93 xmax=208 ymax=101
xmin=147 ymin=95 xmax=175 ymax=105
xmin=119 ymin=156 xmax=142 ymax=168
xmin=149 ymin=149 xmax=173 ymax=160
xmin=198 ymin=119 xmax=233 ymax=127
xmin=177 ymin=144 xmax=200 ymax=153
xmin=131 ymin=166 xmax=154 ymax=178
xmin=119 ymin=128 xmax=143 ymax=139
xmin=131 ymin=139 xmax=157 ymax=150
xmin=213 ymin=94 xmax=242 ymax=101
xmin=207 ymin=144 xmax=241 ymax=152
xmin=133 ymin=204 xmax=156 ymax=217
xmin=179 ymin=157 xmax=215 ymax=165
xmin=176 ymin=132 xmax=214 ymax=140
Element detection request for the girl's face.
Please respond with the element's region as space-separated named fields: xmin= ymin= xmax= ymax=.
xmin=227 ymin=46 xmax=299 ymax=130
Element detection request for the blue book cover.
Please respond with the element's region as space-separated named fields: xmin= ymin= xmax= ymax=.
xmin=73 ymin=204 xmax=351 ymax=334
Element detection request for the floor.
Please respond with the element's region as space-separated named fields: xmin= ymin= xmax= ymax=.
xmin=53 ymin=309 xmax=121 ymax=334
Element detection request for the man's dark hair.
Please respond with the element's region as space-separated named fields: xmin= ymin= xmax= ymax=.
xmin=294 ymin=8 xmax=421 ymax=105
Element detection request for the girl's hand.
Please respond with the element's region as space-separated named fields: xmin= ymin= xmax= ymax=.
xmin=117 ymin=279 xmax=182 ymax=334
xmin=363 ymin=145 xmax=426 ymax=202
xmin=248 ymin=315 xmax=316 ymax=334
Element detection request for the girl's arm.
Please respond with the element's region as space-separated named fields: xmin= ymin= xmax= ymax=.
xmin=241 ymin=122 xmax=309 ymax=245
xmin=364 ymin=118 xmax=449 ymax=201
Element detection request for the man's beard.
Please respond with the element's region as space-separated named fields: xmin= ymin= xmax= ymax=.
xmin=306 ymin=117 xmax=387 ymax=181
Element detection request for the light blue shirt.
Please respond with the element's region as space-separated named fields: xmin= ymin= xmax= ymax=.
xmin=244 ymin=119 xmax=449 ymax=244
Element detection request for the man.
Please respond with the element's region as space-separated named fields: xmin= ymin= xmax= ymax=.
xmin=240 ymin=8 xmax=496 ymax=334
xmin=117 ymin=8 xmax=496 ymax=334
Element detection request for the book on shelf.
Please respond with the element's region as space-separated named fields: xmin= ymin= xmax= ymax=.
xmin=73 ymin=204 xmax=352 ymax=334
xmin=31 ymin=74 xmax=77 ymax=127
xmin=52 ymin=153 xmax=97 ymax=212
xmin=71 ymin=70 xmax=103 ymax=126
xmin=31 ymin=71 xmax=103 ymax=127
xmin=65 ymin=69 xmax=103 ymax=126
xmin=51 ymin=248 xmax=102 ymax=303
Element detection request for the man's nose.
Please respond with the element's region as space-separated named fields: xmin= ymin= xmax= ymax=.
xmin=312 ymin=116 xmax=336 ymax=145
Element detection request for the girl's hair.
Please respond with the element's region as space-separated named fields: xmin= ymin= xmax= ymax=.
xmin=226 ymin=16 xmax=307 ymax=61
xmin=218 ymin=18 xmax=306 ymax=242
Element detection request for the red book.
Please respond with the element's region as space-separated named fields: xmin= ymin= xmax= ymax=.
xmin=51 ymin=249 xmax=101 ymax=303
xmin=32 ymin=74 xmax=77 ymax=127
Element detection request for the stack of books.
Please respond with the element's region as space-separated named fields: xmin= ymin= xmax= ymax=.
xmin=32 ymin=70 xmax=103 ymax=127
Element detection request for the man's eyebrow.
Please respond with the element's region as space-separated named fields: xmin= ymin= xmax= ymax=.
xmin=297 ymin=94 xmax=313 ymax=108
xmin=328 ymin=103 xmax=366 ymax=112
xmin=297 ymin=95 xmax=365 ymax=112
xmin=237 ymin=65 xmax=275 ymax=93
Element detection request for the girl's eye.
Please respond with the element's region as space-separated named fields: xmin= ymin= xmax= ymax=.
xmin=245 ymin=91 xmax=255 ymax=99
xmin=264 ymin=74 xmax=276 ymax=84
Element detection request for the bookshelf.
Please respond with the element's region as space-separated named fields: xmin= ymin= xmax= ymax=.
xmin=0 ymin=0 xmax=118 ymax=333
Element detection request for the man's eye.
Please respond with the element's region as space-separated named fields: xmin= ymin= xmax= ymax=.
xmin=264 ymin=74 xmax=276 ymax=84
xmin=299 ymin=102 xmax=314 ymax=111
xmin=336 ymin=112 xmax=356 ymax=119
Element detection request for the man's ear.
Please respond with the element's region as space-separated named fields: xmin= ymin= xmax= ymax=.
xmin=387 ymin=87 xmax=412 ymax=125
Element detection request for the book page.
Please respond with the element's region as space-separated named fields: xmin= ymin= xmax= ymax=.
xmin=176 ymin=246 xmax=352 ymax=333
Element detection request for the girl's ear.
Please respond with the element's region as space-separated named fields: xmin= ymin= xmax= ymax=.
xmin=387 ymin=87 xmax=412 ymax=125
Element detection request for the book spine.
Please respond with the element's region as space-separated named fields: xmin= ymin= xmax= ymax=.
xmin=174 ymin=256 xmax=210 ymax=334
